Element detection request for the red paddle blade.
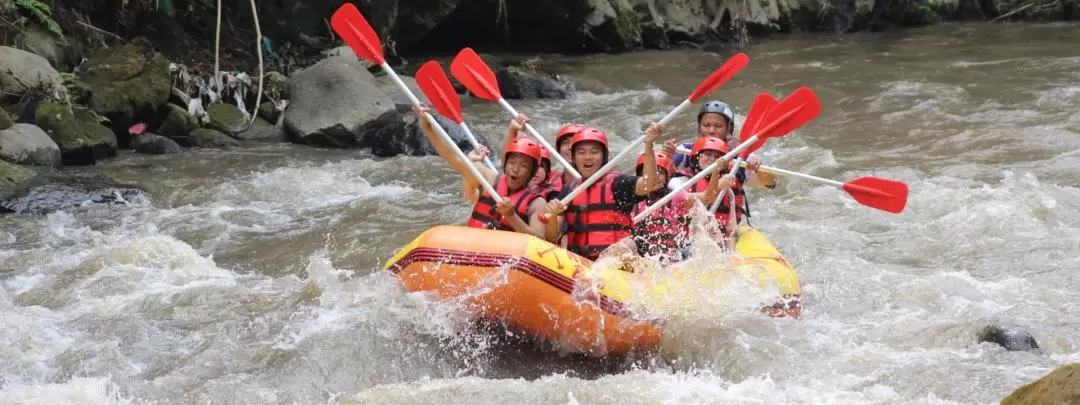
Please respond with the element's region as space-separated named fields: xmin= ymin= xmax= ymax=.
xmin=745 ymin=87 xmax=821 ymax=155
xmin=688 ymin=53 xmax=750 ymax=102
xmin=415 ymin=61 xmax=464 ymax=123
xmin=843 ymin=177 xmax=909 ymax=214
xmin=738 ymin=93 xmax=779 ymax=157
xmin=329 ymin=3 xmax=385 ymax=65
xmin=450 ymin=48 xmax=502 ymax=102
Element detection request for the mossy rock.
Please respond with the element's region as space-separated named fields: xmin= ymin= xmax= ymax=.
xmin=156 ymin=103 xmax=199 ymax=141
xmin=207 ymin=103 xmax=248 ymax=135
xmin=0 ymin=110 xmax=12 ymax=130
xmin=187 ymin=129 xmax=240 ymax=149
xmin=0 ymin=160 xmax=39 ymax=200
xmin=1001 ymin=364 xmax=1080 ymax=405
xmin=80 ymin=43 xmax=171 ymax=134
xmin=32 ymin=103 xmax=119 ymax=165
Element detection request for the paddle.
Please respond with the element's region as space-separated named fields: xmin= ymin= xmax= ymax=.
xmin=709 ymin=92 xmax=779 ymax=214
xmin=415 ymin=60 xmax=498 ymax=172
xmin=330 ymin=3 xmax=503 ymax=201
xmin=633 ymin=87 xmax=821 ymax=222
xmin=538 ymin=53 xmax=750 ymax=223
xmin=450 ymin=48 xmax=580 ymax=181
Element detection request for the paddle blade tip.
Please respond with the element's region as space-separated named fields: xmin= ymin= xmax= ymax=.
xmin=450 ymin=47 xmax=502 ymax=102
xmin=415 ymin=60 xmax=464 ymax=123
xmin=844 ymin=177 xmax=909 ymax=214
xmin=329 ymin=3 xmax=385 ymax=64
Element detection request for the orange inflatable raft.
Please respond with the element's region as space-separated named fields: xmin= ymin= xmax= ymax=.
xmin=383 ymin=225 xmax=801 ymax=357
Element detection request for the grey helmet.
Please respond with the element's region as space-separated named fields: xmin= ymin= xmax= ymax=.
xmin=697 ymin=100 xmax=735 ymax=134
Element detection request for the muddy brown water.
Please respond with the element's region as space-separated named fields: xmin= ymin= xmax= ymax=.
xmin=1 ymin=22 xmax=1079 ymax=404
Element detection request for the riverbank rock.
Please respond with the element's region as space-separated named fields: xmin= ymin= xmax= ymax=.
xmin=156 ymin=103 xmax=200 ymax=142
xmin=236 ymin=117 xmax=286 ymax=142
xmin=132 ymin=132 xmax=183 ymax=155
xmin=375 ymin=75 xmax=428 ymax=106
xmin=283 ymin=55 xmax=395 ymax=148
xmin=0 ymin=160 xmax=40 ymax=201
xmin=80 ymin=42 xmax=172 ymax=147
xmin=31 ymin=103 xmax=118 ymax=165
xmin=0 ymin=168 xmax=148 ymax=215
xmin=358 ymin=104 xmax=490 ymax=157
xmin=978 ymin=323 xmax=1040 ymax=352
xmin=1001 ymin=363 xmax=1080 ymax=405
xmin=188 ymin=129 xmax=240 ymax=149
xmin=0 ymin=111 xmax=12 ymax=130
xmin=0 ymin=123 xmax=63 ymax=167
xmin=0 ymin=46 xmax=65 ymax=102
xmin=207 ymin=103 xmax=248 ymax=135
xmin=14 ymin=24 xmax=79 ymax=71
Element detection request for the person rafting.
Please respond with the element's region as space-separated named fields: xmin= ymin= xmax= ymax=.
xmin=502 ymin=114 xmax=584 ymax=194
xmin=663 ymin=100 xmax=775 ymax=190
xmin=542 ymin=124 xmax=665 ymax=261
xmin=412 ymin=105 xmax=548 ymax=238
xmin=668 ymin=136 xmax=749 ymax=243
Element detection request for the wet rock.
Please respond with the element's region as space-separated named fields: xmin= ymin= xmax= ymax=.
xmin=156 ymin=103 xmax=200 ymax=142
xmin=0 ymin=123 xmax=63 ymax=167
xmin=131 ymin=132 xmax=183 ymax=155
xmin=360 ymin=104 xmax=489 ymax=157
xmin=207 ymin=102 xmax=249 ymax=135
xmin=187 ymin=129 xmax=240 ymax=149
xmin=0 ymin=160 xmax=40 ymax=201
xmin=493 ymin=64 xmax=574 ymax=99
xmin=1001 ymin=363 xmax=1080 ymax=405
xmin=31 ymin=103 xmax=118 ymax=165
xmin=978 ymin=323 xmax=1040 ymax=352
xmin=0 ymin=110 xmax=12 ymax=130
xmin=0 ymin=168 xmax=148 ymax=215
xmin=236 ymin=117 xmax=286 ymax=142
xmin=283 ymin=55 xmax=395 ymax=148
xmin=0 ymin=46 xmax=65 ymax=102
xmin=79 ymin=42 xmax=172 ymax=146
xmin=375 ymin=75 xmax=429 ymax=105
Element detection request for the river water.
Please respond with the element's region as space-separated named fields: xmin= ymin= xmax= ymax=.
xmin=2 ymin=21 xmax=1079 ymax=404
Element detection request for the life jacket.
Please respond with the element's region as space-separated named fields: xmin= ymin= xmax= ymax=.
xmin=564 ymin=173 xmax=633 ymax=260
xmin=630 ymin=191 xmax=691 ymax=264
xmin=541 ymin=169 xmax=566 ymax=200
xmin=467 ymin=175 xmax=542 ymax=231
xmin=688 ymin=173 xmax=749 ymax=227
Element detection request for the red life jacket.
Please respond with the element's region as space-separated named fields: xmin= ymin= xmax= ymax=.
xmin=467 ymin=175 xmax=542 ymax=231
xmin=688 ymin=174 xmax=749 ymax=228
xmin=630 ymin=191 xmax=691 ymax=264
xmin=564 ymin=174 xmax=633 ymax=260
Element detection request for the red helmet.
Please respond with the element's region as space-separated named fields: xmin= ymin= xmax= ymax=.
xmin=538 ymin=147 xmax=552 ymax=170
xmin=504 ymin=137 xmax=543 ymax=164
xmin=635 ymin=151 xmax=674 ymax=176
xmin=570 ymin=127 xmax=608 ymax=151
xmin=556 ymin=124 xmax=585 ymax=146
xmin=691 ymin=136 xmax=729 ymax=158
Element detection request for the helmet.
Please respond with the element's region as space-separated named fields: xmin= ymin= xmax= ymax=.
xmin=635 ymin=151 xmax=674 ymax=176
xmin=504 ymin=137 xmax=543 ymax=164
xmin=538 ymin=147 xmax=552 ymax=171
xmin=556 ymin=123 xmax=585 ymax=147
xmin=570 ymin=127 xmax=610 ymax=165
xmin=698 ymin=100 xmax=735 ymax=133
xmin=691 ymin=136 xmax=729 ymax=158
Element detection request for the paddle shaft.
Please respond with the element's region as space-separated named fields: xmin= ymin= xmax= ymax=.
xmin=495 ymin=98 xmax=580 ymax=180
xmin=556 ymin=98 xmax=693 ymax=207
xmin=677 ymin=145 xmax=846 ymax=188
xmin=380 ymin=62 xmax=502 ymax=201
xmin=458 ymin=122 xmax=498 ymax=171
xmin=633 ymin=133 xmax=758 ymax=222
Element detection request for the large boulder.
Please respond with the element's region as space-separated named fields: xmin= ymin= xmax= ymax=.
xmin=207 ymin=103 xmax=249 ymax=135
xmin=0 ymin=46 xmax=65 ymax=102
xmin=14 ymin=24 xmax=78 ymax=71
xmin=31 ymin=103 xmax=118 ymax=165
xmin=131 ymin=132 xmax=183 ymax=155
xmin=156 ymin=103 xmax=200 ymax=142
xmin=0 ymin=169 xmax=147 ymax=215
xmin=375 ymin=75 xmax=428 ymax=106
xmin=0 ymin=160 xmax=40 ymax=201
xmin=283 ymin=55 xmax=396 ymax=148
xmin=359 ymin=104 xmax=490 ymax=157
xmin=236 ymin=117 xmax=286 ymax=142
xmin=1001 ymin=364 xmax=1080 ymax=405
xmin=0 ymin=123 xmax=62 ymax=167
xmin=187 ymin=129 xmax=240 ymax=149
xmin=79 ymin=41 xmax=172 ymax=147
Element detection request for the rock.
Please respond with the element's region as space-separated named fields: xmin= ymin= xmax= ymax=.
xmin=375 ymin=75 xmax=428 ymax=105
xmin=207 ymin=103 xmax=248 ymax=135
xmin=0 ymin=46 xmax=65 ymax=102
xmin=236 ymin=117 xmax=286 ymax=142
xmin=493 ymin=64 xmax=574 ymax=99
xmin=0 ymin=123 xmax=62 ymax=167
xmin=283 ymin=55 xmax=396 ymax=148
xmin=79 ymin=42 xmax=172 ymax=147
xmin=156 ymin=103 xmax=200 ymax=142
xmin=321 ymin=46 xmax=374 ymax=70
xmin=131 ymin=132 xmax=183 ymax=155
xmin=32 ymin=103 xmax=118 ymax=166
xmin=360 ymin=104 xmax=489 ymax=157
xmin=257 ymin=101 xmax=282 ymax=123
xmin=1001 ymin=364 xmax=1080 ymax=405
xmin=0 ymin=169 xmax=147 ymax=215
xmin=14 ymin=24 xmax=77 ymax=71
xmin=0 ymin=110 xmax=12 ymax=130
xmin=187 ymin=129 xmax=240 ymax=149
xmin=0 ymin=160 xmax=40 ymax=201
xmin=978 ymin=324 xmax=1040 ymax=352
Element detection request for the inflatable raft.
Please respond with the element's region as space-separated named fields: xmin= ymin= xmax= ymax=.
xmin=383 ymin=225 xmax=801 ymax=357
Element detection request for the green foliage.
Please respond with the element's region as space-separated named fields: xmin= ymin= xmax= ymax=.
xmin=13 ymin=0 xmax=62 ymax=38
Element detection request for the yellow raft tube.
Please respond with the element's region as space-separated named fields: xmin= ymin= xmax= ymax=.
xmin=383 ymin=224 xmax=801 ymax=357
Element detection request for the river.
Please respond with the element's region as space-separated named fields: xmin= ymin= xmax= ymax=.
xmin=2 ymin=21 xmax=1079 ymax=404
